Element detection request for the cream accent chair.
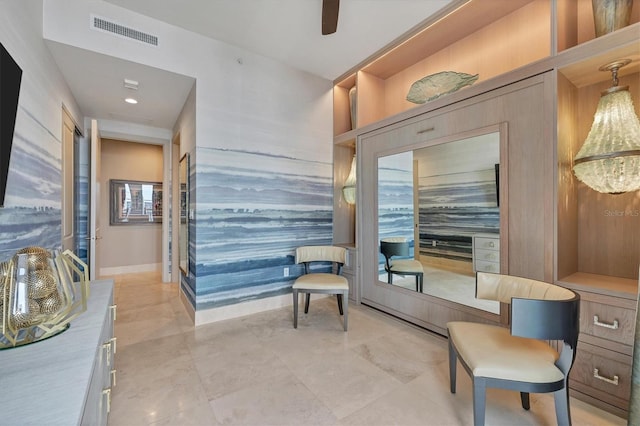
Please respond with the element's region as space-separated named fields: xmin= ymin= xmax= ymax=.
xmin=292 ymin=246 xmax=348 ymax=331
xmin=380 ymin=237 xmax=424 ymax=292
xmin=447 ymin=272 xmax=580 ymax=426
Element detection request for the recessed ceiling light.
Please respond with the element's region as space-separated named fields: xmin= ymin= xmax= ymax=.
xmin=125 ymin=97 xmax=138 ymax=104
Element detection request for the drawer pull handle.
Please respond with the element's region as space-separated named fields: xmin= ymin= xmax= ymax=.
xmin=487 ymin=242 xmax=495 ymax=248
xmin=111 ymin=337 xmax=117 ymax=354
xmin=417 ymin=127 xmax=435 ymax=134
xmin=593 ymin=368 xmax=619 ymax=386
xmin=110 ymin=304 xmax=117 ymax=321
xmin=111 ymin=369 xmax=117 ymax=387
xmin=593 ymin=315 xmax=619 ymax=330
xmin=102 ymin=388 xmax=112 ymax=413
xmin=102 ymin=342 xmax=112 ymax=364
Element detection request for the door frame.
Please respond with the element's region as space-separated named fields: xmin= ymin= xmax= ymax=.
xmin=89 ymin=119 xmax=173 ymax=283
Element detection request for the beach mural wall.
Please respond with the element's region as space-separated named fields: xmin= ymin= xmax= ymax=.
xmin=0 ymin=2 xmax=82 ymax=264
xmin=191 ymin=147 xmax=332 ymax=310
xmin=0 ymin=106 xmax=62 ymax=261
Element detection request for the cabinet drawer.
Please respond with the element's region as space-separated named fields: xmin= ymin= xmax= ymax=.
xmin=475 ymin=260 xmax=500 ymax=273
xmin=580 ymin=300 xmax=635 ymax=346
xmin=474 ymin=237 xmax=500 ymax=250
xmin=473 ymin=248 xmax=500 ymax=262
xmin=570 ymin=343 xmax=632 ymax=406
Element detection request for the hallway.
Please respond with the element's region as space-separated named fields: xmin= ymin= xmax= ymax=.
xmin=108 ymin=272 xmax=625 ymax=425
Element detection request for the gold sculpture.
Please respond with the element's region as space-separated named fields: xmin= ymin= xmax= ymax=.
xmin=0 ymin=247 xmax=89 ymax=349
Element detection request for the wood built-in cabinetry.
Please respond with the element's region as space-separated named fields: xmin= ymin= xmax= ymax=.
xmin=556 ymin=33 xmax=639 ymax=416
xmin=332 ymin=0 xmax=639 ymax=418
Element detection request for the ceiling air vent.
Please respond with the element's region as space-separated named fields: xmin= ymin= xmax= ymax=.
xmin=91 ymin=15 xmax=158 ymax=46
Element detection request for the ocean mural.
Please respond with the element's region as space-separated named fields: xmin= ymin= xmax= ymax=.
xmin=0 ymin=106 xmax=61 ymax=262
xmin=191 ymin=147 xmax=333 ymax=310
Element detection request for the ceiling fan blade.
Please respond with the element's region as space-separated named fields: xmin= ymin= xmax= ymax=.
xmin=322 ymin=0 xmax=339 ymax=35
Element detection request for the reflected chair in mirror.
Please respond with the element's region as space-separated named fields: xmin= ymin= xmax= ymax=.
xmin=380 ymin=238 xmax=424 ymax=292
xmin=447 ymin=272 xmax=580 ymax=426
xmin=292 ymin=245 xmax=349 ymax=331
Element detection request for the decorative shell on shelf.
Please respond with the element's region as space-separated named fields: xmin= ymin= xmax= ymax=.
xmin=406 ymin=71 xmax=479 ymax=104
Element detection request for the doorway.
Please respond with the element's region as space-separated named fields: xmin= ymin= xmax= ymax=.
xmin=85 ymin=120 xmax=173 ymax=282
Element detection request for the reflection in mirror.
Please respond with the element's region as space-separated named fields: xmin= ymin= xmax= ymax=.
xmin=110 ymin=179 xmax=162 ymax=225
xmin=179 ymin=154 xmax=189 ymax=275
xmin=377 ymin=132 xmax=501 ymax=313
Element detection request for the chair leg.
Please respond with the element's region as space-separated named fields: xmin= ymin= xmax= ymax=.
xmin=342 ymin=292 xmax=348 ymax=331
xmin=520 ymin=392 xmax=530 ymax=410
xmin=293 ymin=289 xmax=299 ymax=329
xmin=337 ymin=294 xmax=344 ymax=315
xmin=419 ymin=273 xmax=424 ymax=293
xmin=388 ymin=271 xmax=393 ymax=284
xmin=304 ymin=293 xmax=311 ymax=313
xmin=415 ymin=275 xmax=419 ymax=292
xmin=553 ymin=388 xmax=571 ymax=426
xmin=448 ymin=338 xmax=457 ymax=394
xmin=472 ymin=378 xmax=487 ymax=426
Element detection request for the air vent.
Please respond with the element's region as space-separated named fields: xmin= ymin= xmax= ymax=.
xmin=91 ymin=15 xmax=158 ymax=46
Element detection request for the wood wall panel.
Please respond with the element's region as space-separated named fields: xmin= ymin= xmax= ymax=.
xmin=556 ymin=72 xmax=580 ymax=280
xmin=382 ymin=0 xmax=550 ymax=119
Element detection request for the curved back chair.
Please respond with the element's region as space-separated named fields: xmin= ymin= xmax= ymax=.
xmin=447 ymin=272 xmax=580 ymax=426
xmin=292 ymin=246 xmax=348 ymax=331
xmin=380 ymin=238 xmax=424 ymax=292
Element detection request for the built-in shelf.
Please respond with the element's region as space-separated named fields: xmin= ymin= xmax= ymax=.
xmin=558 ymin=272 xmax=638 ymax=300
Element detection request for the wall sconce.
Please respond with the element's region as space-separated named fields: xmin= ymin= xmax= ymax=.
xmin=342 ymin=155 xmax=356 ymax=205
xmin=573 ymin=59 xmax=640 ymax=194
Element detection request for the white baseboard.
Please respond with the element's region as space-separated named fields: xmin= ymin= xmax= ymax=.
xmin=194 ymin=293 xmax=329 ymax=326
xmin=100 ymin=263 xmax=161 ymax=276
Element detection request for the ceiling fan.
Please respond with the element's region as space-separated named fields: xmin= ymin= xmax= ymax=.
xmin=322 ymin=0 xmax=340 ymax=35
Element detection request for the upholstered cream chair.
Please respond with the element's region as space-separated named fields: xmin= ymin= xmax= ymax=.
xmin=447 ymin=272 xmax=580 ymax=426
xmin=292 ymin=246 xmax=348 ymax=331
xmin=380 ymin=238 xmax=424 ymax=292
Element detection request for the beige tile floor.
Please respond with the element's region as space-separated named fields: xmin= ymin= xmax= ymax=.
xmin=108 ymin=271 xmax=626 ymax=426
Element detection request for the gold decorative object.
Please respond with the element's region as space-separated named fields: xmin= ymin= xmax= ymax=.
xmin=406 ymin=71 xmax=479 ymax=104
xmin=0 ymin=247 xmax=89 ymax=349
xmin=573 ymin=59 xmax=640 ymax=193
xmin=592 ymin=0 xmax=633 ymax=37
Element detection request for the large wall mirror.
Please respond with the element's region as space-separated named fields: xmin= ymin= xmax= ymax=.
xmin=179 ymin=153 xmax=189 ymax=275
xmin=377 ymin=131 xmax=502 ymax=313
xmin=359 ymin=120 xmax=509 ymax=334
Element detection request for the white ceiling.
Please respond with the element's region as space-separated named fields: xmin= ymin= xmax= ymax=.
xmin=48 ymin=0 xmax=454 ymax=130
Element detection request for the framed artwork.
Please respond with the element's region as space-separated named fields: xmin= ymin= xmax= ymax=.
xmin=110 ymin=179 xmax=162 ymax=225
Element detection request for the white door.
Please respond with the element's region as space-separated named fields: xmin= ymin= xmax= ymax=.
xmin=89 ymin=120 xmax=102 ymax=280
xmin=61 ymin=109 xmax=76 ymax=252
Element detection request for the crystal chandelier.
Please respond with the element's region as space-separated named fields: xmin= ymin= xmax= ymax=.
xmin=573 ymin=59 xmax=640 ymax=194
xmin=342 ymin=155 xmax=356 ymax=205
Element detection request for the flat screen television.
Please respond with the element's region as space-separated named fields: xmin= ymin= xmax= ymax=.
xmin=0 ymin=42 xmax=22 ymax=208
